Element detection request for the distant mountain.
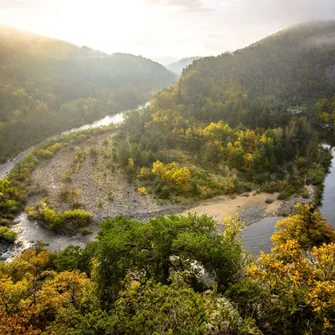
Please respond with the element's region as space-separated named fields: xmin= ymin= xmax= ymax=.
xmin=167 ymin=57 xmax=200 ymax=75
xmin=0 ymin=25 xmax=176 ymax=161
xmin=149 ymin=56 xmax=179 ymax=66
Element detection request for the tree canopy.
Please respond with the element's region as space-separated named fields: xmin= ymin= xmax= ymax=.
xmin=1 ymin=206 xmax=335 ymax=334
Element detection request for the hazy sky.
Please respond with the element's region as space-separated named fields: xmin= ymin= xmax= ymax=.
xmin=0 ymin=0 xmax=335 ymax=61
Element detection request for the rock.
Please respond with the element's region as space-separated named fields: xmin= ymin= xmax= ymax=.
xmin=276 ymin=195 xmax=313 ymax=216
xmin=239 ymin=204 xmax=266 ymax=225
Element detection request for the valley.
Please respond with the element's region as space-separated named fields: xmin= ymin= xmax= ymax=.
xmin=0 ymin=105 xmax=333 ymax=261
xmin=1 ymin=19 xmax=335 ymax=334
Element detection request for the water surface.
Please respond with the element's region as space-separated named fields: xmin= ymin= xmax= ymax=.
xmin=241 ymin=217 xmax=283 ymax=255
xmin=320 ymin=147 xmax=335 ymax=225
xmin=1 ymin=214 xmax=86 ymax=261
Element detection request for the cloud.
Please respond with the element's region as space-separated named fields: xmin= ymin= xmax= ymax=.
xmin=1 ymin=0 xmax=335 ymax=58
xmin=145 ymin=0 xmax=213 ymax=12
xmin=219 ymin=0 xmax=335 ymax=25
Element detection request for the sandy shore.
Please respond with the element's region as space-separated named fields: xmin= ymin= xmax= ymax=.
xmin=182 ymin=187 xmax=315 ymax=225
xmin=182 ymin=192 xmax=278 ymax=224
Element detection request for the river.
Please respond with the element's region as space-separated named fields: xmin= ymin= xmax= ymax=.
xmin=0 ymin=112 xmax=334 ymax=260
xmin=0 ymin=104 xmax=148 ymax=261
xmin=0 ymin=104 xmax=148 ymax=180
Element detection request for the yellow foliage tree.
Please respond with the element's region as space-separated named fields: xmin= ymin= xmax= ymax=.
xmin=152 ymin=160 xmax=191 ymax=191
xmin=271 ymin=204 xmax=335 ymax=250
xmin=248 ymin=205 xmax=335 ymax=330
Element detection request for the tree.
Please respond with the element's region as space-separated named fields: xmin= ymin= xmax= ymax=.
xmin=271 ymin=204 xmax=335 ymax=250
xmin=108 ymin=274 xmax=258 ymax=335
xmin=233 ymin=205 xmax=335 ymax=334
xmin=96 ymin=214 xmax=243 ymax=309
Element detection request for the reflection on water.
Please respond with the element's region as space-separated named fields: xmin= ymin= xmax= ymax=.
xmin=60 ymin=111 xmax=125 ymax=135
xmin=241 ymin=217 xmax=283 ymax=255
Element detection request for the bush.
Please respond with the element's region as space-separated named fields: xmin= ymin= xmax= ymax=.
xmin=26 ymin=204 xmax=92 ymax=233
xmin=306 ymin=168 xmax=326 ymax=185
xmin=81 ymin=227 xmax=92 ymax=235
xmin=260 ymin=181 xmax=281 ymax=193
xmin=35 ymin=149 xmax=53 ymax=160
xmin=59 ymin=190 xmax=71 ymax=202
xmin=89 ymin=147 xmax=99 ymax=159
xmin=301 ymin=190 xmax=309 ymax=199
xmin=0 ymin=226 xmax=17 ymax=243
xmin=0 ymin=218 xmax=10 ymax=227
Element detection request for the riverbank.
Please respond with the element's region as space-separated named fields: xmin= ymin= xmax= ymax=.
xmin=0 ymin=104 xmax=148 ymax=180
xmin=29 ymin=128 xmax=316 ymax=228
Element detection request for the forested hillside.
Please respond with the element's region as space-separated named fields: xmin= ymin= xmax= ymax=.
xmin=1 ymin=20 xmax=335 ymax=335
xmin=168 ymin=21 xmax=335 ymax=126
xmin=110 ymin=22 xmax=335 ymax=202
xmin=0 ymin=25 xmax=176 ymax=161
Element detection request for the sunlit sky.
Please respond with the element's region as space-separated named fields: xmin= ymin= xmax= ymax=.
xmin=1 ymin=0 xmax=335 ymax=63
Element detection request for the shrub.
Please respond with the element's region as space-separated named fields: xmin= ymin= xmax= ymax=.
xmin=90 ymin=147 xmax=98 ymax=159
xmin=306 ymin=168 xmax=326 ymax=185
xmin=59 ymin=190 xmax=71 ymax=203
xmin=81 ymin=227 xmax=92 ymax=235
xmin=138 ymin=187 xmax=147 ymax=196
xmin=0 ymin=218 xmax=10 ymax=227
xmin=35 ymin=149 xmax=53 ymax=160
xmin=260 ymin=181 xmax=281 ymax=193
xmin=0 ymin=226 xmax=17 ymax=243
xmin=26 ymin=205 xmax=92 ymax=233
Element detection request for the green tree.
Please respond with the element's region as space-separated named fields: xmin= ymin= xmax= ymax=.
xmin=96 ymin=214 xmax=243 ymax=309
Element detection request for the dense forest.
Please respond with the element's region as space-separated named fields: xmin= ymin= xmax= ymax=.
xmin=0 ymin=25 xmax=176 ymax=161
xmin=316 ymin=94 xmax=335 ymax=129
